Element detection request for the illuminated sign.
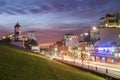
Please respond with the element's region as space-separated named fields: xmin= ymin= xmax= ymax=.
xmin=94 ymin=47 xmax=115 ymax=55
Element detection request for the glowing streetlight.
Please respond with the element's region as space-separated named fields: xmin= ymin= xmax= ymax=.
xmin=61 ymin=50 xmax=64 ymax=60
xmin=92 ymin=26 xmax=97 ymax=30
xmin=105 ymin=23 xmax=108 ymax=27
xmin=80 ymin=34 xmax=83 ymax=36
xmin=69 ymin=38 xmax=72 ymax=40
xmin=2 ymin=36 xmax=6 ymax=39
xmin=84 ymin=32 xmax=88 ymax=36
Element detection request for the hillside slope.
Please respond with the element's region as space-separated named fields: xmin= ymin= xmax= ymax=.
xmin=0 ymin=44 xmax=105 ymax=80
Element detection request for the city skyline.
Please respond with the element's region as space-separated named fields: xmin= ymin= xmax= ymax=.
xmin=0 ymin=0 xmax=120 ymax=47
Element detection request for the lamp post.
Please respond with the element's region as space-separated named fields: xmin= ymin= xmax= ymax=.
xmin=90 ymin=26 xmax=100 ymax=62
xmin=62 ymin=40 xmax=65 ymax=60
xmin=84 ymin=32 xmax=88 ymax=36
xmin=54 ymin=47 xmax=58 ymax=57
xmin=80 ymin=32 xmax=90 ymax=64
xmin=61 ymin=51 xmax=63 ymax=60
xmin=81 ymin=42 xmax=86 ymax=64
xmin=91 ymin=26 xmax=100 ymax=46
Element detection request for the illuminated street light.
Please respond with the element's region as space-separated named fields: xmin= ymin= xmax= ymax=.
xmin=92 ymin=26 xmax=97 ymax=30
xmin=69 ymin=38 xmax=72 ymax=40
xmin=80 ymin=34 xmax=83 ymax=36
xmin=3 ymin=36 xmax=6 ymax=39
xmin=84 ymin=32 xmax=88 ymax=36
xmin=61 ymin=50 xmax=64 ymax=60
xmin=118 ymin=34 xmax=120 ymax=38
xmin=105 ymin=23 xmax=108 ymax=27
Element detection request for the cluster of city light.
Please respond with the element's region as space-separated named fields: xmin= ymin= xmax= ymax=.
xmin=80 ymin=26 xmax=97 ymax=37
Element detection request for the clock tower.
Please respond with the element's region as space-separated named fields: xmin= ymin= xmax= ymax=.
xmin=14 ymin=23 xmax=21 ymax=41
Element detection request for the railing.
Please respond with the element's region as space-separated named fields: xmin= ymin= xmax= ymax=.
xmin=74 ymin=62 xmax=120 ymax=79
xmin=54 ymin=57 xmax=120 ymax=79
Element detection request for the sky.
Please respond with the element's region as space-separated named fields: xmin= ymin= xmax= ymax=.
xmin=0 ymin=0 xmax=120 ymax=47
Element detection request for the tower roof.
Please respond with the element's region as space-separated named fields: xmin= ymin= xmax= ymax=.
xmin=15 ymin=22 xmax=21 ymax=27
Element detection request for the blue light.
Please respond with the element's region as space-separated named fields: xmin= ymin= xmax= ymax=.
xmin=111 ymin=49 xmax=115 ymax=54
xmin=95 ymin=47 xmax=112 ymax=55
xmin=98 ymin=47 xmax=111 ymax=50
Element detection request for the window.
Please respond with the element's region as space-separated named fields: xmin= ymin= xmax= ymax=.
xmin=109 ymin=20 xmax=116 ymax=23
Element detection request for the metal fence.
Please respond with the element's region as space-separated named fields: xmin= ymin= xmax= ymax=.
xmin=74 ymin=62 xmax=120 ymax=79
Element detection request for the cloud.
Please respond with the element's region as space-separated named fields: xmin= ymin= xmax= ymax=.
xmin=0 ymin=1 xmax=6 ymax=6
xmin=0 ymin=0 xmax=119 ymax=16
xmin=29 ymin=8 xmax=41 ymax=14
xmin=26 ymin=29 xmax=64 ymax=43
xmin=0 ymin=0 xmax=120 ymax=44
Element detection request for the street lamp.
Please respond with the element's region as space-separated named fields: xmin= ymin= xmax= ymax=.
xmin=84 ymin=32 xmax=88 ymax=36
xmin=61 ymin=50 xmax=64 ymax=60
xmin=80 ymin=34 xmax=83 ymax=36
xmin=92 ymin=26 xmax=97 ymax=30
xmin=105 ymin=23 xmax=108 ymax=27
xmin=54 ymin=47 xmax=58 ymax=57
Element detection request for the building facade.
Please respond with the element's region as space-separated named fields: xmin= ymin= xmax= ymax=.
xmin=27 ymin=31 xmax=36 ymax=40
xmin=100 ymin=10 xmax=120 ymax=28
xmin=95 ymin=28 xmax=120 ymax=47
xmin=78 ymin=10 xmax=120 ymax=63
xmin=64 ymin=33 xmax=78 ymax=53
xmin=90 ymin=11 xmax=120 ymax=63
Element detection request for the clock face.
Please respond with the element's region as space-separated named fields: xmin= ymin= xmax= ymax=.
xmin=15 ymin=27 xmax=21 ymax=32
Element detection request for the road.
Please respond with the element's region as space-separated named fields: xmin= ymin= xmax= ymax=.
xmin=54 ymin=56 xmax=120 ymax=79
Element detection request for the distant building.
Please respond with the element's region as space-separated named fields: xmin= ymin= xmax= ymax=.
xmin=11 ymin=23 xmax=25 ymax=48
xmin=31 ymin=46 xmax=40 ymax=53
xmin=64 ymin=33 xmax=78 ymax=47
xmin=27 ymin=31 xmax=36 ymax=40
xmin=96 ymin=10 xmax=120 ymax=46
xmin=95 ymin=28 xmax=120 ymax=47
xmin=88 ymin=27 xmax=120 ymax=63
xmin=2 ymin=33 xmax=14 ymax=40
xmin=90 ymin=10 xmax=120 ymax=63
xmin=90 ymin=28 xmax=100 ymax=41
xmin=64 ymin=33 xmax=78 ymax=53
xmin=100 ymin=10 xmax=120 ymax=28
xmin=14 ymin=23 xmax=22 ymax=41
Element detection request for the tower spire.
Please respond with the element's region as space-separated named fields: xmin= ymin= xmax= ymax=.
xmin=15 ymin=22 xmax=21 ymax=28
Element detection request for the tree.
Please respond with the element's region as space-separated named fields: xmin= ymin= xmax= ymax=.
xmin=24 ymin=39 xmax=38 ymax=49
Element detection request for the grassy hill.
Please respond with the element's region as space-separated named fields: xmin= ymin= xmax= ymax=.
xmin=0 ymin=44 xmax=105 ymax=80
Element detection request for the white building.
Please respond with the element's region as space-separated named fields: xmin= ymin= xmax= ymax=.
xmin=64 ymin=33 xmax=78 ymax=53
xmin=92 ymin=22 xmax=120 ymax=63
xmin=27 ymin=31 xmax=36 ymax=40
xmin=64 ymin=33 xmax=78 ymax=47
xmin=100 ymin=10 xmax=120 ymax=28
xmin=31 ymin=46 xmax=40 ymax=53
xmin=86 ymin=10 xmax=120 ymax=63
xmin=95 ymin=27 xmax=120 ymax=47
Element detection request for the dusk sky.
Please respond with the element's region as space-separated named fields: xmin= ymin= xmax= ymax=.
xmin=0 ymin=0 xmax=120 ymax=46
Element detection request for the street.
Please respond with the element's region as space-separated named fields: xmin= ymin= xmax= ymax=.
xmin=54 ymin=56 xmax=120 ymax=79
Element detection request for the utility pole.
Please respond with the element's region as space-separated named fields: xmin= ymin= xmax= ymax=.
xmin=81 ymin=42 xmax=86 ymax=64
